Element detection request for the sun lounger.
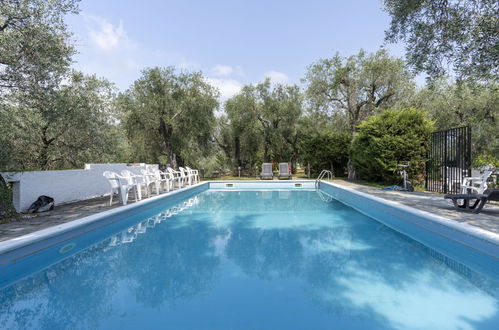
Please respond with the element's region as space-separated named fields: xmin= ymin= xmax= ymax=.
xmin=260 ymin=163 xmax=273 ymax=180
xmin=444 ymin=189 xmax=499 ymax=214
xmin=278 ymin=162 xmax=292 ymax=179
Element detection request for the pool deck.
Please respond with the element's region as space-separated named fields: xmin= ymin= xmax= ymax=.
xmin=0 ymin=179 xmax=497 ymax=242
xmin=331 ymin=180 xmax=499 ymax=234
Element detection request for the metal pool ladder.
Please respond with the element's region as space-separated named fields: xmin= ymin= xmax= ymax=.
xmin=315 ymin=169 xmax=333 ymax=188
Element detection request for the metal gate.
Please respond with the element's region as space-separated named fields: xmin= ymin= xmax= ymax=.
xmin=425 ymin=126 xmax=472 ymax=194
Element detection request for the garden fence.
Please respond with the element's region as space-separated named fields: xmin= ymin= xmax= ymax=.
xmin=425 ymin=126 xmax=471 ymax=194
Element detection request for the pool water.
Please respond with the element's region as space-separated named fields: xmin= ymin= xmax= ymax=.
xmin=1 ymin=189 xmax=498 ymax=329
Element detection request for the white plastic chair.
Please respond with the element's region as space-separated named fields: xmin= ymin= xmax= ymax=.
xmin=141 ymin=169 xmax=161 ymax=195
xmin=186 ymin=167 xmax=199 ymax=184
xmin=121 ymin=170 xmax=149 ymax=200
xmin=151 ymin=168 xmax=171 ymax=192
xmin=179 ymin=167 xmax=194 ymax=185
xmin=167 ymin=167 xmax=183 ymax=188
xmin=102 ymin=171 xmax=137 ymax=205
xmin=461 ymin=169 xmax=493 ymax=194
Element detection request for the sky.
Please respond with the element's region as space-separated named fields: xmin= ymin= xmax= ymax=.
xmin=66 ymin=0 xmax=408 ymax=100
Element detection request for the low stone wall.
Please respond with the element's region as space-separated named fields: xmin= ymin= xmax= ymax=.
xmin=1 ymin=163 xmax=158 ymax=212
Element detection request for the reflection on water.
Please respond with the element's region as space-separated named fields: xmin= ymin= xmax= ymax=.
xmin=107 ymin=196 xmax=200 ymax=247
xmin=0 ymin=190 xmax=498 ymax=330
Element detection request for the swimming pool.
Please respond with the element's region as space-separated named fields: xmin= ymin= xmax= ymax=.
xmin=0 ymin=182 xmax=498 ymax=329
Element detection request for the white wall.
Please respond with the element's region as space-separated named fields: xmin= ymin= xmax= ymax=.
xmin=1 ymin=163 xmax=158 ymax=212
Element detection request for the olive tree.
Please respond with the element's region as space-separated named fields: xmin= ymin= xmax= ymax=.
xmin=119 ymin=67 xmax=219 ymax=168
xmin=304 ymin=49 xmax=414 ymax=179
xmin=219 ymin=79 xmax=303 ymax=173
xmin=0 ymin=71 xmax=123 ymax=170
xmin=0 ymin=0 xmax=79 ymax=93
xmin=384 ymin=0 xmax=498 ymax=80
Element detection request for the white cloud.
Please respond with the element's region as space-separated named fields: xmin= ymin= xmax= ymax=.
xmin=84 ymin=14 xmax=134 ymax=52
xmin=206 ymin=78 xmax=242 ymax=101
xmin=212 ymin=65 xmax=233 ymax=77
xmin=264 ymin=70 xmax=289 ymax=84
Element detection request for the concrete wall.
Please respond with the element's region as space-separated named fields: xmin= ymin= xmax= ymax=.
xmin=1 ymin=163 xmax=158 ymax=212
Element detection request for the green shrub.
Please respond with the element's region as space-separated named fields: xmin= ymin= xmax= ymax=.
xmin=351 ymin=108 xmax=434 ymax=184
xmin=300 ymin=132 xmax=351 ymax=176
xmin=472 ymin=153 xmax=499 ymax=169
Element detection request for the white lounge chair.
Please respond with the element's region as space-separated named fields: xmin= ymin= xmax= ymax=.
xmin=121 ymin=170 xmax=149 ymax=200
xmin=278 ymin=163 xmax=292 ymax=179
xmin=102 ymin=171 xmax=137 ymax=205
xmin=260 ymin=163 xmax=273 ymax=180
xmin=461 ymin=169 xmax=494 ymax=194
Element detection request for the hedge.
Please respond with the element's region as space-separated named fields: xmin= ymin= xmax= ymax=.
xmin=351 ymin=108 xmax=434 ymax=184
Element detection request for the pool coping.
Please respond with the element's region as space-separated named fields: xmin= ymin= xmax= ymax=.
xmin=320 ymin=181 xmax=499 ymax=259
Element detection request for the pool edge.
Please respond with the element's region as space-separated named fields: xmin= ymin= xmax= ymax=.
xmin=0 ymin=181 xmax=210 ymax=256
xmin=320 ymin=181 xmax=499 ymax=260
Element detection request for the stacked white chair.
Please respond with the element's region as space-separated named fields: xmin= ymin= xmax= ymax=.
xmin=121 ymin=170 xmax=149 ymax=200
xmin=103 ymin=171 xmax=138 ymax=205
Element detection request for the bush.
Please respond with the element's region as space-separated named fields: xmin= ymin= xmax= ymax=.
xmin=472 ymin=153 xmax=499 ymax=169
xmin=300 ymin=132 xmax=351 ymax=176
xmin=351 ymin=108 xmax=434 ymax=184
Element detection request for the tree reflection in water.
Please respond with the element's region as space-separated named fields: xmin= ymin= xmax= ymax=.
xmin=0 ymin=190 xmax=498 ymax=329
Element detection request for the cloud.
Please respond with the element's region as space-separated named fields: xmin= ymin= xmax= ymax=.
xmin=179 ymin=59 xmax=201 ymax=71
xmin=206 ymin=77 xmax=242 ymax=101
xmin=212 ymin=64 xmax=245 ymax=77
xmin=84 ymin=14 xmax=135 ymax=52
xmin=212 ymin=65 xmax=233 ymax=77
xmin=264 ymin=70 xmax=289 ymax=84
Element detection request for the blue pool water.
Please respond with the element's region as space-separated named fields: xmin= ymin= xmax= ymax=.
xmin=1 ymin=189 xmax=498 ymax=329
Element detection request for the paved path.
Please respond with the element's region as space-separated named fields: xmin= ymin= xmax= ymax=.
xmin=0 ymin=195 xmax=124 ymax=242
xmin=331 ymin=180 xmax=499 ymax=234
xmin=0 ymin=180 xmax=497 ymax=242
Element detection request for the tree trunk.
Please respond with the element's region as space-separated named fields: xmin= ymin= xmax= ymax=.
xmin=235 ymin=136 xmax=241 ymax=167
xmin=159 ymin=117 xmax=177 ymax=168
xmin=347 ymin=158 xmax=356 ymax=180
xmin=347 ymin=125 xmax=358 ymax=180
xmin=0 ymin=176 xmax=16 ymax=221
xmin=40 ymin=125 xmax=52 ymax=170
xmin=263 ymin=135 xmax=271 ymax=162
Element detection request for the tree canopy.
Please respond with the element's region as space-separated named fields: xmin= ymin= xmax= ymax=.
xmin=119 ymin=67 xmax=219 ymax=168
xmin=0 ymin=71 xmax=123 ymax=170
xmin=304 ymin=49 xmax=415 ymax=178
xmin=411 ymin=79 xmax=498 ymax=157
xmin=216 ymin=79 xmax=303 ymax=173
xmin=0 ymin=0 xmax=79 ymax=94
xmin=384 ymin=0 xmax=499 ymax=80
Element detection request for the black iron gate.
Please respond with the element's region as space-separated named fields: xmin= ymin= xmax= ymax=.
xmin=425 ymin=126 xmax=472 ymax=194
